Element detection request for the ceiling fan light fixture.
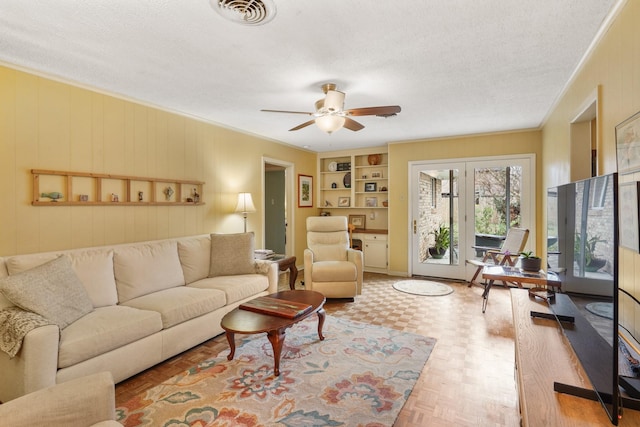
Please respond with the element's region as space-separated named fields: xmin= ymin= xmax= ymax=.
xmin=210 ymin=0 xmax=276 ymax=26
xmin=323 ymin=90 xmax=345 ymax=111
xmin=315 ymin=115 xmax=345 ymax=134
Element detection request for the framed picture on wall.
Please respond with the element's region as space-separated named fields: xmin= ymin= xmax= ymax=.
xmin=619 ymin=181 xmax=640 ymax=252
xmin=616 ymin=110 xmax=640 ymax=174
xmin=348 ymin=214 xmax=366 ymax=230
xmin=338 ymin=196 xmax=350 ymax=207
xmin=298 ymin=174 xmax=313 ymax=207
xmin=365 ymin=197 xmax=378 ymax=207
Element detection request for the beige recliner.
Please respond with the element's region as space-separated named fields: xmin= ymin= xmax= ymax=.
xmin=304 ymin=216 xmax=363 ymax=299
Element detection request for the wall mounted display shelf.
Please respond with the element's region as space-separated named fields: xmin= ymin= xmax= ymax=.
xmin=32 ymin=169 xmax=205 ymax=206
xmin=319 ymin=152 xmax=388 ymax=209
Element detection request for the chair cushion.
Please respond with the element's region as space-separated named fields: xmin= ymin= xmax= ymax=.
xmin=0 ymin=256 xmax=94 ymax=329
xmin=189 ymin=274 xmax=269 ymax=304
xmin=121 ymin=287 xmax=226 ymax=329
xmin=209 ymin=233 xmax=255 ymax=277
xmin=58 ymin=305 xmax=162 ymax=368
xmin=311 ymin=260 xmax=357 ymax=282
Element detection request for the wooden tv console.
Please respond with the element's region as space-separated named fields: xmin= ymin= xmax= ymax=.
xmin=511 ymin=289 xmax=640 ymax=426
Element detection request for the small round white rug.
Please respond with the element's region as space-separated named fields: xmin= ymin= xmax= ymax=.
xmin=392 ymin=280 xmax=454 ymax=296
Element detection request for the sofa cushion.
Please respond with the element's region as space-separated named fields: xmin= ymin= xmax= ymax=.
xmin=0 ymin=256 xmax=94 ymax=329
xmin=114 ymin=241 xmax=185 ymax=303
xmin=189 ymin=274 xmax=269 ymax=305
xmin=5 ymin=253 xmax=60 ymax=275
xmin=209 ymin=233 xmax=255 ymax=277
xmin=178 ymin=235 xmax=211 ymax=284
xmin=58 ymin=305 xmax=162 ymax=368
xmin=67 ymin=250 xmax=118 ymax=307
xmin=311 ymin=260 xmax=357 ymax=282
xmin=121 ymin=287 xmax=226 ymax=329
xmin=5 ymin=250 xmax=118 ymax=308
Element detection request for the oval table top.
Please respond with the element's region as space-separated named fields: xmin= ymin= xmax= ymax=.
xmin=221 ymin=290 xmax=325 ymax=334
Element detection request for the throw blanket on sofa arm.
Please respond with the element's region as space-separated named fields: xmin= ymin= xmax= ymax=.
xmin=0 ymin=307 xmax=55 ymax=358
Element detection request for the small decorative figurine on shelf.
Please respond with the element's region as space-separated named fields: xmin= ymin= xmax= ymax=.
xmin=192 ymin=187 xmax=200 ymax=203
xmin=111 ymin=193 xmax=119 ymax=202
xmin=138 ymin=191 xmax=143 ymax=201
xmin=164 ymin=186 xmax=174 ymax=201
xmin=40 ymin=192 xmax=63 ymax=202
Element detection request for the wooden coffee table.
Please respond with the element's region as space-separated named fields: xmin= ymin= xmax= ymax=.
xmin=220 ymin=290 xmax=326 ymax=375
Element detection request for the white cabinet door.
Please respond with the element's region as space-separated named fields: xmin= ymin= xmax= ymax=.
xmin=364 ymin=235 xmax=387 ymax=269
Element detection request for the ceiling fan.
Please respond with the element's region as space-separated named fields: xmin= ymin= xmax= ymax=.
xmin=261 ymin=83 xmax=401 ymax=134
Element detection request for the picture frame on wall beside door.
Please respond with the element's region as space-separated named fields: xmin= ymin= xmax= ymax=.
xmin=616 ymin=110 xmax=640 ymax=174
xmin=298 ymin=174 xmax=313 ymax=207
xmin=619 ymin=181 xmax=640 ymax=252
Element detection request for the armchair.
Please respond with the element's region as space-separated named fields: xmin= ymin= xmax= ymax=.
xmin=304 ymin=216 xmax=363 ymax=299
xmin=466 ymin=227 xmax=529 ymax=287
xmin=0 ymin=371 xmax=122 ymax=426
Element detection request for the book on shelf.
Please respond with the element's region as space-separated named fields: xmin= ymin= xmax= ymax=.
xmin=239 ymin=296 xmax=313 ymax=319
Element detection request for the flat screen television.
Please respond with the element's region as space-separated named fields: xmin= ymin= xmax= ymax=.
xmin=547 ymin=173 xmax=620 ymax=424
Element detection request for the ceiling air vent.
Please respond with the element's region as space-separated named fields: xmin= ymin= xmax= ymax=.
xmin=210 ymin=0 xmax=277 ymax=26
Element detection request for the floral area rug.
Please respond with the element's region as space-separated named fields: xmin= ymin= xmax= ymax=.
xmin=116 ymin=316 xmax=436 ymax=427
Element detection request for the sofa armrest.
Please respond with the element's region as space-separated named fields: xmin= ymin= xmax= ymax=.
xmin=347 ymin=248 xmax=364 ymax=295
xmin=0 ymin=371 xmax=121 ymax=427
xmin=0 ymin=324 xmax=60 ymax=403
xmin=255 ymin=259 xmax=279 ymax=294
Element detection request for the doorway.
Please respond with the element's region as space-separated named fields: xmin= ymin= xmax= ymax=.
xmin=263 ymin=158 xmax=294 ymax=255
xmin=410 ymin=155 xmax=535 ymax=280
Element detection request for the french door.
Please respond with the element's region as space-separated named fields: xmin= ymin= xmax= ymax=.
xmin=410 ymin=156 xmax=534 ymax=280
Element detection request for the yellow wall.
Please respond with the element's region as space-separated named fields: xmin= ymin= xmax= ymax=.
xmin=0 ymin=66 xmax=317 ymax=260
xmin=387 ymin=130 xmax=542 ymax=275
xmin=541 ymin=1 xmax=640 ymax=337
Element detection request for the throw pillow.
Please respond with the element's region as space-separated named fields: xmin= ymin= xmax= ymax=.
xmin=0 ymin=255 xmax=94 ymax=329
xmin=209 ymin=232 xmax=255 ymax=277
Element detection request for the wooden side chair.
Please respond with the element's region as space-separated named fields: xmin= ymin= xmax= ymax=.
xmin=466 ymin=227 xmax=530 ymax=287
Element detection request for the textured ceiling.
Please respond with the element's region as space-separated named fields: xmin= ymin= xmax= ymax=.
xmin=0 ymin=0 xmax=619 ymax=152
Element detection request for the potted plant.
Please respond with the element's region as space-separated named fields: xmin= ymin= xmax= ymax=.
xmin=428 ymin=224 xmax=450 ymax=259
xmin=575 ymin=233 xmax=607 ymax=272
xmin=519 ymin=251 xmax=542 ymax=272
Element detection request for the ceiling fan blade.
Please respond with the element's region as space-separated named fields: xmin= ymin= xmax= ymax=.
xmin=345 ymin=105 xmax=401 ymax=117
xmin=343 ymin=117 xmax=364 ymax=131
xmin=261 ymin=109 xmax=314 ymax=115
xmin=289 ymin=119 xmax=316 ymax=131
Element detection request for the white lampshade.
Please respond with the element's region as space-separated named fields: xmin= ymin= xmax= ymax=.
xmin=235 ymin=192 xmax=256 ymax=214
xmin=315 ymin=115 xmax=346 ymax=134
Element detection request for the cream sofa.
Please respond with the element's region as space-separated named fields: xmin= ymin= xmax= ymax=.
xmin=0 ymin=233 xmax=278 ymax=403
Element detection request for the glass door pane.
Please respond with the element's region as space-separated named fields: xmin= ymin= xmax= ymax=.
xmin=470 ymin=165 xmax=523 ymax=260
xmin=411 ymin=163 xmax=465 ymax=279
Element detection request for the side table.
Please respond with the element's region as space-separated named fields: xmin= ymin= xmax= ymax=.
xmin=271 ymin=255 xmax=298 ymax=290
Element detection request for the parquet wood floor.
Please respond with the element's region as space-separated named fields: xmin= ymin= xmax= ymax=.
xmin=115 ymin=273 xmax=521 ymax=426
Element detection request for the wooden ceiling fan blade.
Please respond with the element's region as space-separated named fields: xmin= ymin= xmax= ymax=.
xmin=343 ymin=117 xmax=364 ymax=131
xmin=345 ymin=105 xmax=401 ymax=117
xmin=289 ymin=119 xmax=316 ymax=131
xmin=261 ymin=109 xmax=314 ymax=115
